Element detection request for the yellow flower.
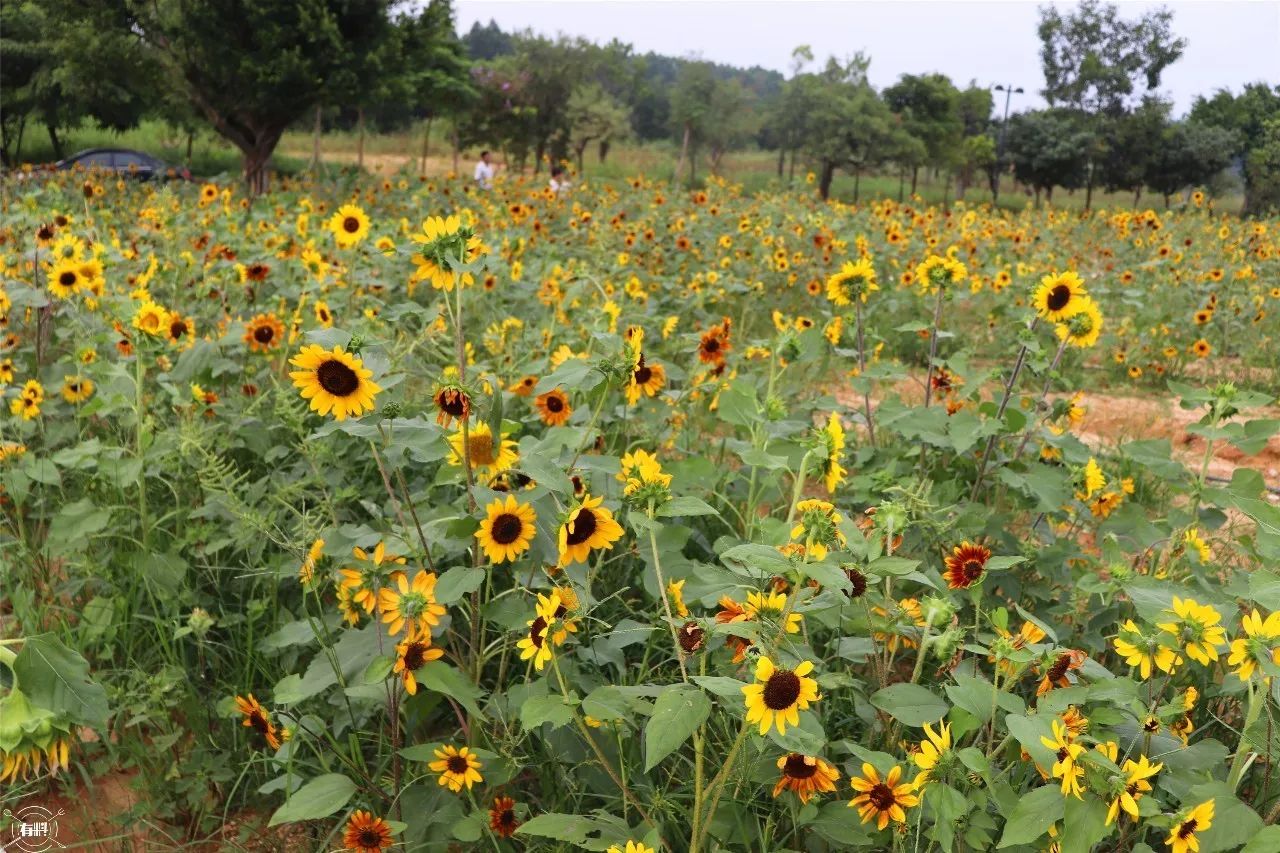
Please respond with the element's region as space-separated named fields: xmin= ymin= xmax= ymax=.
xmin=1166 ymin=799 xmax=1213 ymax=853
xmin=667 ymin=579 xmax=689 ymax=618
xmin=742 ymin=656 xmax=819 ymax=736
xmin=1113 ymin=619 xmax=1182 ymax=679
xmin=1033 ymin=270 xmax=1089 ymax=321
xmin=1039 ymin=719 xmax=1085 ymax=799
xmin=328 ymin=203 xmax=370 ymax=248
xmin=1076 ymin=458 xmax=1106 ymax=500
xmin=773 ymin=753 xmax=840 ymax=804
xmin=515 ymin=592 xmax=563 ymax=671
xmin=288 ymin=345 xmax=381 ymax=421
xmin=1055 ymin=296 xmax=1103 ymax=348
xmin=475 ymin=495 xmax=537 ymax=564
xmin=1228 ymin=609 xmax=1280 ymax=681
xmin=132 ymin=301 xmax=170 ymax=337
xmin=377 ymin=570 xmax=447 ymax=636
xmin=1157 ymin=597 xmax=1226 ymax=666
xmin=826 ymin=258 xmax=878 ymax=306
xmin=912 ymin=720 xmax=952 ymax=784
xmin=428 ymin=745 xmax=483 ymax=793
xmin=606 ymin=843 xmax=655 ymax=853
xmin=848 ymin=763 xmax=920 ymax=830
xmin=447 ymin=421 xmax=519 ymax=480
xmin=557 ymin=494 xmax=624 ymax=567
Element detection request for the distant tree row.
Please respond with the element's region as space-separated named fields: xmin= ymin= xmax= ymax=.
xmin=3 ymin=0 xmax=1279 ymax=211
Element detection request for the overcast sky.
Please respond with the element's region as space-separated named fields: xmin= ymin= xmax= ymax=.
xmin=454 ymin=0 xmax=1280 ymax=116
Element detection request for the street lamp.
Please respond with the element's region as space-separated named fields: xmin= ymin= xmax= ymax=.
xmin=992 ymin=84 xmax=1024 ymax=203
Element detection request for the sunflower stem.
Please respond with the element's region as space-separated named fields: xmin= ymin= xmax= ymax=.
xmin=854 ymin=299 xmax=876 ymax=447
xmin=1009 ymin=335 xmax=1070 ymax=467
xmin=784 ymin=450 xmax=812 ymax=528
xmin=695 ymin=720 xmax=751 ymax=850
xmin=970 ymin=318 xmax=1039 ymax=501
xmin=646 ymin=499 xmax=689 ymax=683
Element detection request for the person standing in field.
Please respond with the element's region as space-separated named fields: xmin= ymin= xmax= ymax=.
xmin=474 ymin=151 xmax=495 ymax=190
xmin=549 ymin=165 xmax=571 ymax=195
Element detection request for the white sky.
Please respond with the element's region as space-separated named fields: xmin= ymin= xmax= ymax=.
xmin=454 ymin=0 xmax=1280 ymax=116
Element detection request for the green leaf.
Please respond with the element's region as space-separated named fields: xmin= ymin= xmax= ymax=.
xmin=996 ymin=784 xmax=1064 ymax=848
xmin=691 ymin=676 xmax=747 ymax=700
xmin=516 ymin=813 xmax=606 ymax=845
xmin=721 ymin=543 xmax=790 ymax=579
xmin=1060 ymin=794 xmax=1110 ymax=853
xmin=13 ymin=634 xmax=109 ymax=727
xmin=1242 ymin=827 xmax=1280 ymax=853
xmin=434 ymin=566 xmax=486 ymax=605
xmin=869 ymin=684 xmax=948 ymax=727
xmin=946 ymin=674 xmax=997 ymax=724
xmin=582 ymin=685 xmax=632 ymax=721
xmin=867 ymin=556 xmax=920 ymax=577
xmin=417 ymin=662 xmax=486 ymax=720
xmin=486 ymin=388 xmax=505 ymax=445
xmin=644 ymin=684 xmax=711 ymax=771
xmin=657 ymin=495 xmax=720 ymax=518
xmin=267 ymin=774 xmax=356 ymax=826
xmin=520 ymin=694 xmax=574 ymax=731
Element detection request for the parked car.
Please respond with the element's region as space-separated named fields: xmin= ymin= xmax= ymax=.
xmin=54 ymin=148 xmax=191 ymax=181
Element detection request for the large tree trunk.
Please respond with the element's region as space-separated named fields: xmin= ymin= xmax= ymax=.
xmin=674 ymin=123 xmax=690 ymax=184
xmin=598 ymin=138 xmax=612 ymax=163
xmin=788 ymin=149 xmax=796 ymax=182
xmin=1133 ymin=187 xmax=1141 ymax=208
xmin=47 ymin=124 xmax=64 ymax=160
xmin=356 ymin=107 xmax=365 ymax=170
xmin=853 ymin=168 xmax=862 ymax=204
xmin=576 ymin=142 xmax=587 ymax=176
xmin=818 ymin=160 xmax=835 ymax=200
xmin=710 ymin=146 xmax=725 ymax=175
xmin=910 ymin=165 xmax=919 ymax=196
xmin=898 ymin=169 xmax=905 ymax=202
xmin=1084 ymin=174 xmax=1094 ymax=210
xmin=310 ymin=104 xmax=322 ymax=170
xmin=776 ymin=148 xmax=785 ymax=178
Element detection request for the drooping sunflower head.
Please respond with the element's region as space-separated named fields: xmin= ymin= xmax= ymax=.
xmin=826 ymin=257 xmax=878 ymax=306
xmin=288 ymin=344 xmax=381 ymax=421
xmin=433 ymin=383 xmax=471 ymax=427
xmin=1056 ymin=296 xmax=1103 ymax=348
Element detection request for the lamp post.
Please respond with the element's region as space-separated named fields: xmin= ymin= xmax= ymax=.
xmin=992 ymin=84 xmax=1024 ymax=203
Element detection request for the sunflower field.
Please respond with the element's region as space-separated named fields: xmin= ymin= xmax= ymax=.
xmin=3 ymin=169 xmax=1280 ymax=853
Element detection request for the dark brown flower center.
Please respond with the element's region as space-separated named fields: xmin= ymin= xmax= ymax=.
xmin=343 ymin=216 xmax=361 ymax=233
xmin=447 ymin=755 xmax=469 ymax=774
xmin=962 ymin=560 xmax=984 ymax=581
xmin=59 ymin=271 xmax=77 ymax=287
xmin=678 ymin=621 xmax=705 ymax=652
xmin=1047 ymin=654 xmax=1071 ymax=682
xmin=317 ymin=359 xmax=360 ymax=396
xmin=402 ymin=641 xmax=427 ymax=670
xmin=565 ymin=508 xmax=598 ymax=546
xmin=1177 ymin=819 xmax=1197 ymax=839
xmin=529 ymin=616 xmax=547 ymax=648
xmin=491 ymin=513 xmax=524 ymax=545
xmin=498 ymin=809 xmax=515 ymax=827
xmin=762 ymin=670 xmax=802 ymax=710
xmin=703 ymin=337 xmax=721 ymax=353
xmin=248 ymin=710 xmax=269 ymax=734
xmin=1047 ymin=284 xmax=1071 ymax=311
xmin=868 ymin=783 xmax=896 ymax=810
xmin=783 ymin=754 xmax=818 ymax=779
xmin=634 ymin=366 xmax=652 ymax=384
xmin=438 ymin=390 xmax=468 ymax=417
xmin=253 ymin=324 xmax=274 ymax=344
xmin=545 ymin=394 xmax=565 ymax=413
xmin=357 ymin=828 xmax=383 ymax=847
xmin=170 ymin=320 xmax=188 ymax=338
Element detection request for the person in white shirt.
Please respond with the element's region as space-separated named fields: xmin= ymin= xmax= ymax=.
xmin=473 ymin=151 xmax=495 ymax=190
xmin=549 ymin=165 xmax=571 ymax=195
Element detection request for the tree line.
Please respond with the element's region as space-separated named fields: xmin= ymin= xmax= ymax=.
xmin=3 ymin=0 xmax=1279 ymax=211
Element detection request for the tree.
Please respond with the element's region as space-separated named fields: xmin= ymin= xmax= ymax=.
xmin=882 ymin=73 xmax=962 ymax=194
xmin=1143 ymin=121 xmax=1238 ymax=208
xmin=1038 ymin=0 xmax=1185 ymax=116
xmin=462 ymin=18 xmax=513 ymax=61
xmin=1005 ymin=109 xmax=1091 ymax=205
xmin=59 ymin=0 xmax=390 ymax=193
xmin=1244 ymin=118 xmax=1280 ymax=214
xmin=1097 ymin=97 xmax=1170 ymax=206
xmin=1190 ymin=84 xmax=1280 ymax=214
xmin=957 ymin=135 xmax=996 ymax=200
xmin=398 ymin=0 xmax=473 ymax=174
xmin=565 ymin=83 xmax=630 ymax=174
xmin=670 ymin=61 xmax=717 ymax=184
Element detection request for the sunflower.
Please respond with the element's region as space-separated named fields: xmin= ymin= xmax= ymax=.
xmin=288 ymin=344 xmax=381 ymax=420
xmin=848 ymin=763 xmax=920 ymax=830
xmin=61 ymin=376 xmax=94 ymax=404
xmin=1096 ymin=744 xmax=1162 ymax=826
xmin=47 ymin=257 xmax=83 ymax=298
xmin=132 ymin=301 xmax=170 ymax=337
xmin=1227 ymin=609 xmax=1280 ymax=680
xmin=915 ymin=254 xmax=967 ymax=292
xmin=166 ymin=314 xmax=195 ymax=347
xmin=626 ymin=356 xmax=666 ymax=405
xmin=476 ymin=494 xmax=537 ymax=563
xmin=557 ymin=493 xmax=625 ymax=567
xmin=378 ymin=570 xmax=447 ymax=636
xmin=944 ymin=541 xmax=991 ymax=589
xmin=912 ymin=720 xmax=952 ymax=784
xmin=314 ymin=300 xmax=334 ymax=328
xmin=9 ymin=396 xmax=40 ymax=420
xmin=1167 ymin=800 xmax=1214 ymax=853
xmin=826 ymin=258 xmax=878 ymax=306
xmin=509 ymin=375 xmax=538 ymax=397
xmin=394 ymin=628 xmax=444 ymax=694
xmin=516 ymin=592 xmax=563 ymax=671
xmin=698 ymin=317 xmax=732 ymax=365
xmin=338 ymin=542 xmax=407 ymax=614
xmin=1157 ymin=597 xmax=1227 ymax=666
xmin=429 ymin=744 xmax=484 ymax=792
xmin=444 ymin=421 xmax=519 ymax=483
xmin=607 ymin=843 xmax=655 ymax=853
xmin=299 ymin=538 xmax=324 ymax=585
xmin=433 ymin=384 xmax=471 ymax=428
xmin=743 ymin=656 xmax=820 ymax=736
xmin=818 ymin=413 xmax=846 ymax=494
xmin=1055 ymin=296 xmax=1103 ymax=348
xmin=1039 ymin=719 xmax=1085 ymax=798
xmin=329 ymin=203 xmax=370 ymax=249
xmin=1033 ymin=271 xmax=1088 ymax=321
xmin=773 ymin=753 xmax=840 ymax=804
xmin=343 ymin=811 xmax=393 ymax=852
xmin=1191 ymin=338 xmax=1211 ymax=358
xmin=489 ymin=796 xmax=520 ymax=838
xmin=243 ymin=313 xmax=285 ymax=352
xmin=198 ymin=183 xmax=219 ymax=205
xmin=745 ymin=590 xmax=803 ymax=634
xmin=535 ymin=388 xmax=572 ymax=426
xmin=234 ymin=694 xmax=284 ymax=750
xmin=1113 ymin=619 xmax=1182 ymax=679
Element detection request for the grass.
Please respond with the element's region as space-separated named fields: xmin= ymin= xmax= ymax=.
xmin=7 ymin=119 xmax=1246 ymax=214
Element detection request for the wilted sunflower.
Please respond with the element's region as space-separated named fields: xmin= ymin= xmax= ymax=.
xmin=429 ymin=744 xmax=484 ymax=792
xmin=489 ymin=796 xmax=520 ymax=838
xmin=773 ymin=753 xmax=840 ymax=803
xmin=342 ymin=811 xmax=393 ymax=852
xmin=299 ymin=538 xmax=324 ymax=585
xmin=394 ymin=628 xmax=444 ymax=694
xmin=848 ymin=763 xmax=920 ymax=830
xmin=535 ymin=388 xmax=572 ymax=426
xmin=742 ymin=656 xmax=820 ymax=736
xmin=288 ymin=344 xmax=381 ymax=420
xmin=433 ymin=384 xmax=471 ymax=427
xmin=557 ymin=493 xmax=625 ymax=566
xmin=234 ymin=694 xmax=284 ymax=750
xmin=1033 ymin=271 xmax=1088 ymax=322
xmin=378 ymin=570 xmax=447 ymax=636
xmin=243 ymin=313 xmax=285 ymax=352
xmin=447 ymin=420 xmax=519 ymax=479
xmin=476 ymin=494 xmax=537 ymax=563
xmin=943 ymin=541 xmax=990 ymax=589
xmin=329 ymin=203 xmax=370 ymax=249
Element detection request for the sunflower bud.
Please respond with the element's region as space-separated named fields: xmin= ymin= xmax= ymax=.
xmin=380 ymin=402 xmax=403 ymax=419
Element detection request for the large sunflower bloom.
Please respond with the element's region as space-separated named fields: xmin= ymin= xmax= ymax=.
xmin=394 ymin=628 xmax=444 ymax=694
xmin=943 ymin=542 xmax=991 ymax=590
xmin=343 ymin=811 xmax=393 ymax=852
xmin=1167 ymin=799 xmax=1213 ymax=853
xmin=848 ymin=763 xmax=920 ymax=830
xmin=557 ymin=493 xmax=625 ymax=566
xmin=329 ymin=203 xmax=370 ymax=249
xmin=429 ymin=744 xmax=484 ymax=793
xmin=288 ymin=344 xmax=381 ymax=420
xmin=378 ymin=570 xmax=447 ymax=636
xmin=773 ymin=753 xmax=840 ymax=804
xmin=1033 ymin=271 xmax=1088 ymax=322
xmin=476 ymin=494 xmax=537 ymax=563
xmin=742 ymin=656 xmax=820 ymax=736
